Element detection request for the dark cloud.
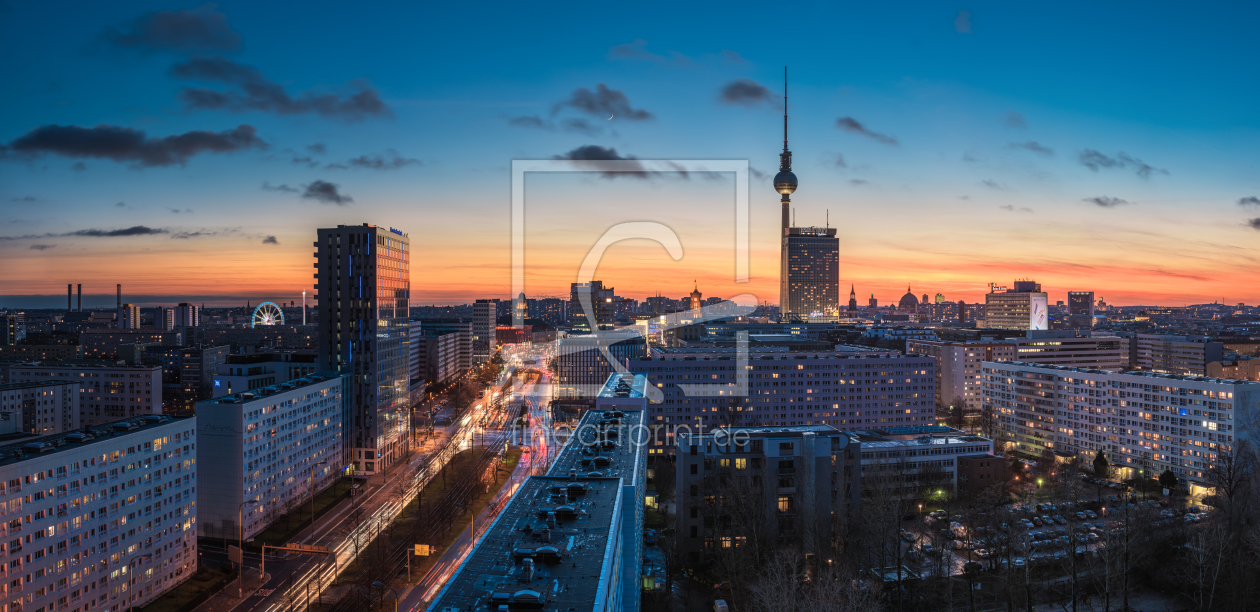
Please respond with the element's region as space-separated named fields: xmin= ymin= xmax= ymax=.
xmin=1007 ymin=141 xmax=1054 ymax=156
xmin=171 ymin=231 xmax=214 ymax=239
xmin=958 ymin=195 xmax=971 ymax=200
xmin=509 ymin=115 xmax=545 ymax=128
xmin=835 ymin=117 xmax=898 ymax=145
xmin=302 ymin=180 xmax=353 ymax=205
xmin=72 ymin=226 xmax=167 ymax=237
xmin=508 ymin=114 xmax=605 ymax=135
xmin=114 ymin=202 xmax=127 ymax=208
xmin=1238 ymin=196 xmax=1260 ymax=207
xmin=1249 ymin=219 xmax=1260 ymax=230
xmin=749 ymin=167 xmax=768 ymax=180
xmin=1082 ymin=196 xmax=1131 ymax=208
xmin=167 ymin=207 xmax=193 ymax=214
xmin=718 ymin=78 xmax=778 ymax=108
xmin=980 ymin=180 xmax=1008 ymax=190
xmin=607 ymin=39 xmax=689 ymax=65
xmin=4 ymin=124 xmax=265 ymax=167
xmin=29 ymin=244 xmax=54 ymax=250
xmin=954 ymin=10 xmax=972 ymax=33
xmin=170 ymin=57 xmax=390 ymax=121
xmin=71 ymin=162 xmax=87 ymax=171
xmin=10 ymin=196 xmax=38 ymax=202
xmin=326 ymin=150 xmax=420 ymax=171
xmin=290 ymin=156 xmax=318 ymax=167
xmin=553 ymin=145 xmax=654 ymax=179
xmin=553 ymin=84 xmax=650 ymax=120
xmin=998 ymin=205 xmax=1034 ymax=213
xmin=1078 ymin=149 xmax=1168 ymax=178
xmin=99 ymin=4 xmax=241 ymax=54
xmin=262 ymin=235 xmax=279 ymax=245
xmin=261 ymin=181 xmax=297 ymax=193
xmin=849 ymin=179 xmax=869 ymax=186
xmin=1004 ymin=111 xmax=1026 ymax=129
xmin=306 ymin=143 xmax=326 ymax=155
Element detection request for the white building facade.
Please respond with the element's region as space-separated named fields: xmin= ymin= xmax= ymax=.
xmin=0 ymin=381 xmax=79 ymax=435
xmin=6 ymin=365 xmax=162 ymax=427
xmin=195 ymin=373 xmax=345 ymax=540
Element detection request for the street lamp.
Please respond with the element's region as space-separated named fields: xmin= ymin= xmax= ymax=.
xmin=125 ymin=553 xmax=153 ymax=612
xmin=372 ymin=581 xmax=400 ymax=612
xmin=237 ymin=498 xmax=259 ymax=597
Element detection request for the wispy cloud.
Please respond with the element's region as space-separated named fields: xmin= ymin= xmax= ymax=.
xmin=326 ymin=150 xmax=420 ymax=170
xmin=954 ymin=10 xmax=972 ymax=34
xmin=1007 ymin=141 xmax=1053 ymax=156
xmin=835 ymin=117 xmax=898 ymax=145
xmin=261 ymin=181 xmax=298 ymax=193
xmin=718 ymin=78 xmax=778 ymax=108
xmin=980 ymin=179 xmax=1009 ymax=190
xmin=3 ymin=124 xmax=266 ymax=167
xmin=28 ymin=244 xmax=55 ymax=250
xmin=607 ymin=39 xmax=691 ymax=66
xmin=1238 ymin=196 xmax=1260 ymax=207
xmin=167 ymin=207 xmax=193 ymax=214
xmin=1004 ymin=110 xmax=1026 ymax=129
xmin=1082 ymin=196 xmax=1131 ymax=208
xmin=1078 ymin=149 xmax=1168 ymax=178
xmin=999 ymin=205 xmax=1034 ymax=213
xmin=97 ymin=4 xmax=242 ymax=54
xmin=170 ymin=57 xmax=391 ymax=122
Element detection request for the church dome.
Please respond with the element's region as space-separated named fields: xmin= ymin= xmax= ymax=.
xmin=898 ymin=286 xmax=919 ymax=311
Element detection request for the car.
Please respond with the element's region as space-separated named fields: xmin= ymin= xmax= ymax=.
xmin=921 ymin=543 xmax=937 ymax=556
xmin=964 ymin=561 xmax=984 ymax=573
xmin=1085 ymin=510 xmax=1098 ymax=519
xmin=1054 ymin=516 xmax=1067 ymax=525
xmin=905 ymin=549 xmax=922 ymax=564
xmin=644 ymin=529 xmax=656 ymax=545
xmin=900 ymin=530 xmax=916 ymax=543
xmin=1033 ymin=519 xmax=1043 ymax=527
xmin=1188 ymin=505 xmax=1201 ymax=513
xmin=1010 ymin=557 xmax=1027 ymax=568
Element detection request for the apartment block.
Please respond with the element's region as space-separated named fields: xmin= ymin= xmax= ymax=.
xmin=79 ymin=331 xmax=183 ymax=360
xmin=0 ymin=415 xmax=199 ymax=612
xmin=628 ymin=347 xmax=936 ymax=453
xmin=555 ymin=331 xmax=648 ymax=400
xmin=981 ymin=361 xmax=1260 ymax=491
xmin=0 ymin=381 xmax=79 ymax=435
xmin=6 ymin=364 xmax=162 ymax=427
xmin=906 ymin=340 xmax=1017 ymax=412
xmin=857 ymin=427 xmax=995 ymax=497
xmin=676 ymin=425 xmax=860 ymax=563
xmin=1126 ymin=334 xmax=1224 ymax=376
xmin=196 ymin=373 xmax=345 ymax=540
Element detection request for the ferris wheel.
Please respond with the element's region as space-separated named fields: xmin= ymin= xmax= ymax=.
xmin=251 ymin=302 xmax=285 ymax=328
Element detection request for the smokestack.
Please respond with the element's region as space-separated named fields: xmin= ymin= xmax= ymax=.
xmin=77 ymin=284 xmax=82 ymax=311
xmin=68 ymin=284 xmax=72 ymax=311
xmin=116 ymin=284 xmax=121 ymax=309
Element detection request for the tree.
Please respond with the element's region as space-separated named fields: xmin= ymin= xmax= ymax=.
xmin=1159 ymin=468 xmax=1178 ymax=492
xmin=948 ymin=395 xmax=967 ymax=429
xmin=1093 ymin=449 xmax=1109 ymax=479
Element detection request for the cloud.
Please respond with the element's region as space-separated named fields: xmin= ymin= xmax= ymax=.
xmin=831 ymin=153 xmax=847 ymax=168
xmin=1004 ymin=110 xmax=1026 ymax=129
xmin=302 ymin=180 xmax=353 ymax=205
xmin=954 ymin=10 xmax=972 ymax=34
xmin=980 ymin=179 xmax=1008 ymax=190
xmin=722 ymin=50 xmax=747 ymax=64
xmin=10 ymin=196 xmax=38 ymax=202
xmin=1238 ymin=196 xmax=1260 ymax=207
xmin=552 ymin=145 xmax=652 ymax=179
xmin=1078 ymin=149 xmax=1168 ymax=178
xmin=99 ymin=4 xmax=241 ymax=54
xmin=958 ymin=195 xmax=970 ymax=200
xmin=849 ymin=179 xmax=869 ymax=186
xmin=69 ymin=226 xmax=168 ymax=237
xmin=509 ymin=115 xmax=545 ymax=128
xmin=1007 ymin=141 xmax=1054 ymax=156
xmin=552 ymin=84 xmax=650 ymax=120
xmin=167 ymin=207 xmax=193 ymax=214
xmin=114 ymin=202 xmax=127 ymax=208
xmin=171 ymin=231 xmax=214 ymax=239
xmin=835 ymin=117 xmax=898 ymax=145
xmin=262 ymin=235 xmax=279 ymax=245
xmin=718 ymin=78 xmax=778 ymax=108
xmin=261 ymin=181 xmax=297 ymax=193
xmin=4 ymin=123 xmax=266 ymax=167
xmin=170 ymin=57 xmax=390 ymax=121
xmin=28 ymin=244 xmax=54 ymax=250
xmin=1249 ymin=219 xmax=1260 ymax=231
xmin=508 ymin=114 xmax=605 ymax=135
xmin=998 ymin=204 xmax=1034 ymax=213
xmin=607 ymin=39 xmax=689 ymax=65
xmin=749 ymin=167 xmax=768 ymax=180
xmin=290 ymin=155 xmax=318 ymax=167
xmin=71 ymin=162 xmax=87 ymax=171
xmin=306 ymin=143 xmax=326 ymax=155
xmin=327 ymin=150 xmax=420 ymax=170
xmin=1082 ymin=196 xmax=1131 ymax=208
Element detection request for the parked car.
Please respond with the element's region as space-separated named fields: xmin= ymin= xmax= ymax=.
xmin=974 ymin=548 xmax=991 ymax=558
xmin=921 ymin=543 xmax=937 ymax=556
xmin=644 ymin=529 xmax=656 ymax=545
xmin=900 ymin=530 xmax=916 ymax=543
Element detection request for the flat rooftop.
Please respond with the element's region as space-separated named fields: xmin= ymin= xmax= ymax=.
xmin=0 ymin=380 xmax=77 ymax=391
xmin=199 ymin=371 xmax=341 ymax=404
xmin=0 ymin=414 xmax=192 ymax=469
xmin=989 ymin=361 xmax=1256 ymax=385
xmin=596 ymin=373 xmax=647 ymax=399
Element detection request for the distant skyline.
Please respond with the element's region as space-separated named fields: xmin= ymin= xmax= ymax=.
xmin=3 ymin=2 xmax=1259 ymax=308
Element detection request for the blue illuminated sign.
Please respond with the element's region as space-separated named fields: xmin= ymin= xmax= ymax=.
xmin=389 ymin=227 xmax=404 ymax=236
xmin=213 ymin=380 xmax=221 ymax=388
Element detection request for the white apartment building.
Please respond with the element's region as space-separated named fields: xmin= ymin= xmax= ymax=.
xmin=981 ymin=361 xmax=1260 ymax=492
xmin=0 ymin=382 xmax=78 ymax=436
xmin=906 ymin=340 xmax=1016 ymax=413
xmin=195 ymin=373 xmax=345 ymax=540
xmin=1126 ymin=334 xmax=1224 ymax=376
xmin=0 ymin=414 xmax=198 ymax=612
xmin=628 ymin=347 xmax=936 ymax=454
xmin=858 ymin=427 xmax=995 ymax=496
xmin=6 ymin=365 xmax=162 ymax=427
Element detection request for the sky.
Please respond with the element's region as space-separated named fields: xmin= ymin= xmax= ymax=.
xmin=2 ymin=1 xmax=1259 ymax=309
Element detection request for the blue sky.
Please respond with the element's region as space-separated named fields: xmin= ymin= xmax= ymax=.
xmin=2 ymin=1 xmax=1258 ymax=307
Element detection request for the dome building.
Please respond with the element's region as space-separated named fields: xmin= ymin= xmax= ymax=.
xmin=898 ymin=286 xmax=920 ymax=313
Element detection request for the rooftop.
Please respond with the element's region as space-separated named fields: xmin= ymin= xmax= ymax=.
xmin=0 ymin=380 xmax=78 ymax=391
xmin=0 ymin=414 xmax=192 ymax=469
xmin=989 ymin=361 xmax=1257 ymax=385
xmin=199 ymin=371 xmax=342 ymax=404
xmin=596 ymin=373 xmax=647 ymax=399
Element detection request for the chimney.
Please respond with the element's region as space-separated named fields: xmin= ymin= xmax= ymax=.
xmin=67 ymin=284 xmax=72 ymax=311
xmin=77 ymin=284 xmax=82 ymax=311
xmin=116 ymin=284 xmax=121 ymax=309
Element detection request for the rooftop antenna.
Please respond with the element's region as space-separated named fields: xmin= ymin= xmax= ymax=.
xmin=826 ymin=209 xmax=829 ymax=229
xmin=783 ymin=65 xmax=788 ymax=155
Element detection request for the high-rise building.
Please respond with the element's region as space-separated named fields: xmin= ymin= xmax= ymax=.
xmin=935 ymin=293 xmax=946 ymax=304
xmin=982 ymin=280 xmax=1048 ymax=330
xmin=118 ymin=303 xmax=140 ymax=329
xmin=0 ymin=415 xmax=199 ymax=611
xmin=982 ymin=362 xmax=1260 ymax=492
xmin=906 ymin=340 xmax=1017 ymax=412
xmin=868 ymin=294 xmax=878 ymax=310
xmin=174 ymin=302 xmax=200 ymax=327
xmin=527 ymin=297 xmax=568 ymax=325
xmin=781 ymin=227 xmax=840 ymax=321
xmin=156 ymin=306 xmax=176 ymax=331
xmin=0 ymin=313 xmax=25 ymax=345
xmin=568 ymin=281 xmax=614 ymax=331
xmin=1123 ymin=333 xmax=1224 ymax=375
xmin=0 ymin=380 xmax=79 ymax=434
xmin=315 ymin=224 xmax=410 ymax=475
xmin=472 ymin=299 xmax=499 ymax=363
xmin=1067 ymin=291 xmax=1095 ymax=328
xmin=6 ymin=362 xmax=163 ymax=426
